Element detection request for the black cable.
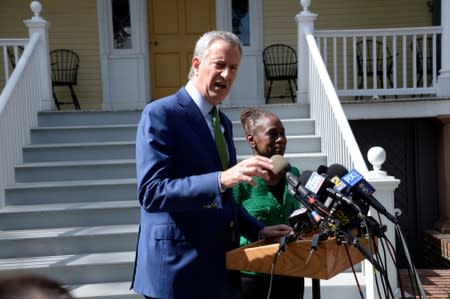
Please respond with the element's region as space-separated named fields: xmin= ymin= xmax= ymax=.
xmin=343 ymin=243 xmax=365 ymax=299
xmin=265 ymin=236 xmax=290 ymax=299
xmin=266 ymin=251 xmax=278 ymax=299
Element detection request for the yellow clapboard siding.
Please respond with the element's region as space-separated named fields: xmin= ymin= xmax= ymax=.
xmin=0 ymin=0 xmax=102 ymax=110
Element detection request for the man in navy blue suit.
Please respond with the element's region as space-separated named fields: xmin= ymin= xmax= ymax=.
xmin=131 ymin=31 xmax=292 ymax=299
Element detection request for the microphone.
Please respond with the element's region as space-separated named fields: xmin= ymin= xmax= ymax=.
xmin=316 ymin=164 xmax=328 ymax=175
xmin=271 ymin=155 xmax=324 ymax=223
xmin=302 ymin=171 xmax=335 ymax=202
xmin=288 ymin=207 xmax=318 ymax=236
xmin=328 ymin=164 xmax=399 ymax=225
xmin=271 ymin=154 xmax=291 ymax=176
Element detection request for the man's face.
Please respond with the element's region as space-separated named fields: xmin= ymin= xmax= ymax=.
xmin=191 ymin=39 xmax=241 ymax=105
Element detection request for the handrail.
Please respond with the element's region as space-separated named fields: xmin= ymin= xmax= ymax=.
xmin=0 ymin=1 xmax=52 ymax=206
xmin=304 ymin=26 xmax=368 ymax=173
xmin=0 ymin=34 xmax=42 ymax=206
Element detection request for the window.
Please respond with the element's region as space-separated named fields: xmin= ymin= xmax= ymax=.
xmin=232 ymin=0 xmax=250 ymax=46
xmin=112 ymin=0 xmax=132 ymax=49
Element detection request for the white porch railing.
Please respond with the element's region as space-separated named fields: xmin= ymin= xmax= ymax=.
xmin=306 ymin=32 xmax=368 ymax=172
xmin=0 ymin=1 xmax=52 ymax=207
xmin=1 ymin=39 xmax=28 ymax=82
xmin=315 ymin=26 xmax=443 ymax=99
xmin=296 ymin=3 xmax=404 ymax=298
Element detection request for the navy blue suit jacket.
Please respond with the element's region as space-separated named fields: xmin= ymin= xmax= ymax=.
xmin=131 ymin=87 xmax=264 ymax=299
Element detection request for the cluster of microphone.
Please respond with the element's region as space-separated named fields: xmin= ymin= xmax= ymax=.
xmin=271 ymin=155 xmax=428 ymax=298
xmin=271 ymin=154 xmax=398 ymax=244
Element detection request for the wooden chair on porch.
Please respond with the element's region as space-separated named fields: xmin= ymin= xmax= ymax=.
xmin=50 ymin=49 xmax=81 ymax=110
xmin=262 ymin=44 xmax=297 ymax=104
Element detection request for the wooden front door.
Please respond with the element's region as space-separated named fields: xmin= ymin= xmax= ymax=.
xmin=148 ymin=0 xmax=215 ymax=100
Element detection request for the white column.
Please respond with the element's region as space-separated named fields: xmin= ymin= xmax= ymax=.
xmin=364 ymin=146 xmax=401 ymax=299
xmin=436 ymin=0 xmax=450 ymax=96
xmin=295 ymin=0 xmax=317 ymax=104
xmin=23 ymin=1 xmax=53 ymax=110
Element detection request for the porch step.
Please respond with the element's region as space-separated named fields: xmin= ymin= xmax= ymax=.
xmin=14 ymin=159 xmax=136 ymax=182
xmin=30 ymin=124 xmax=137 ymax=144
xmin=0 ymin=200 xmax=139 ymax=230
xmin=0 ymin=224 xmax=138 ymax=259
xmin=5 ymin=178 xmax=136 ymax=205
xmin=37 ymin=110 xmax=141 ymax=127
xmin=22 ymin=141 xmax=135 ymax=163
xmin=0 ymin=251 xmax=135 ymax=285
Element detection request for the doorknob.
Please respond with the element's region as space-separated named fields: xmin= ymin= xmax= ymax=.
xmin=153 ymin=41 xmax=159 ymax=46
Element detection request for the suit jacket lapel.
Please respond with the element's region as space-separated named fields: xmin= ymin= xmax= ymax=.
xmin=176 ymin=88 xmax=224 ymax=169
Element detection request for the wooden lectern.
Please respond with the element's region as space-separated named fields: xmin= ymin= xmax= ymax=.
xmin=226 ymin=237 xmax=373 ymax=280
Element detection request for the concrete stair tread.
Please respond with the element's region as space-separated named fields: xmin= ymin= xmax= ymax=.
xmin=7 ymin=178 xmax=136 ymax=189
xmin=0 ymin=224 xmax=139 ymax=240
xmin=69 ymin=281 xmax=138 ymax=298
xmin=0 ymin=200 xmax=139 ymax=213
xmin=16 ymin=159 xmax=135 ymax=168
xmin=0 ymin=251 xmax=135 ymax=270
xmin=33 ymin=124 xmax=137 ymax=130
xmin=24 ymin=141 xmax=135 ymax=149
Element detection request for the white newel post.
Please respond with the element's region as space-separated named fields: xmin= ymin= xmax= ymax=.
xmin=295 ymin=0 xmax=317 ymax=104
xmin=363 ymin=146 xmax=401 ymax=299
xmin=24 ymin=1 xmax=53 ymax=110
xmin=436 ymin=0 xmax=450 ymax=97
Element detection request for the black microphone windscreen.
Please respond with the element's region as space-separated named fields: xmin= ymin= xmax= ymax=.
xmin=316 ymin=165 xmax=328 ymax=175
xmin=327 ymin=163 xmax=349 ymax=178
xmin=299 ymin=170 xmax=313 ymax=185
xmin=271 ymin=154 xmax=291 ymax=176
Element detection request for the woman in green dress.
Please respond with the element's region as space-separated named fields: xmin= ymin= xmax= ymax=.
xmin=234 ymin=108 xmax=305 ymax=299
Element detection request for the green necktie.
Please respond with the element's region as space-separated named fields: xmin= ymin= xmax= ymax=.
xmin=211 ymin=106 xmax=228 ymax=170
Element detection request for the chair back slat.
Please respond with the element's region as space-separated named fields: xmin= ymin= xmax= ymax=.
xmin=263 ymin=44 xmax=297 ymax=79
xmin=50 ymin=49 xmax=79 ymax=85
xmin=262 ymin=44 xmax=297 ymax=103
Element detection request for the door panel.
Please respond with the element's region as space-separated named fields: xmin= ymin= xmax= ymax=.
xmin=148 ymin=0 xmax=215 ymax=99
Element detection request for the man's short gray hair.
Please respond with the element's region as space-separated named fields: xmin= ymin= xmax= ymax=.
xmin=188 ymin=31 xmax=242 ymax=80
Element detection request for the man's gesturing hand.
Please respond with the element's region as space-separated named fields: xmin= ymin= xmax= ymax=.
xmin=219 ymin=155 xmax=273 ymax=190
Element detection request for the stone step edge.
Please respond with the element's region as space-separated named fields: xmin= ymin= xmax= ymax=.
xmin=15 ymin=159 xmax=135 ymax=168
xmin=6 ymin=178 xmax=136 ymax=190
xmin=32 ymin=124 xmax=137 ymax=130
xmin=0 ymin=200 xmax=139 ymax=213
xmin=0 ymin=224 xmax=139 ymax=240
xmin=0 ymin=251 xmax=135 ymax=270
xmin=24 ymin=141 xmax=135 ymax=149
